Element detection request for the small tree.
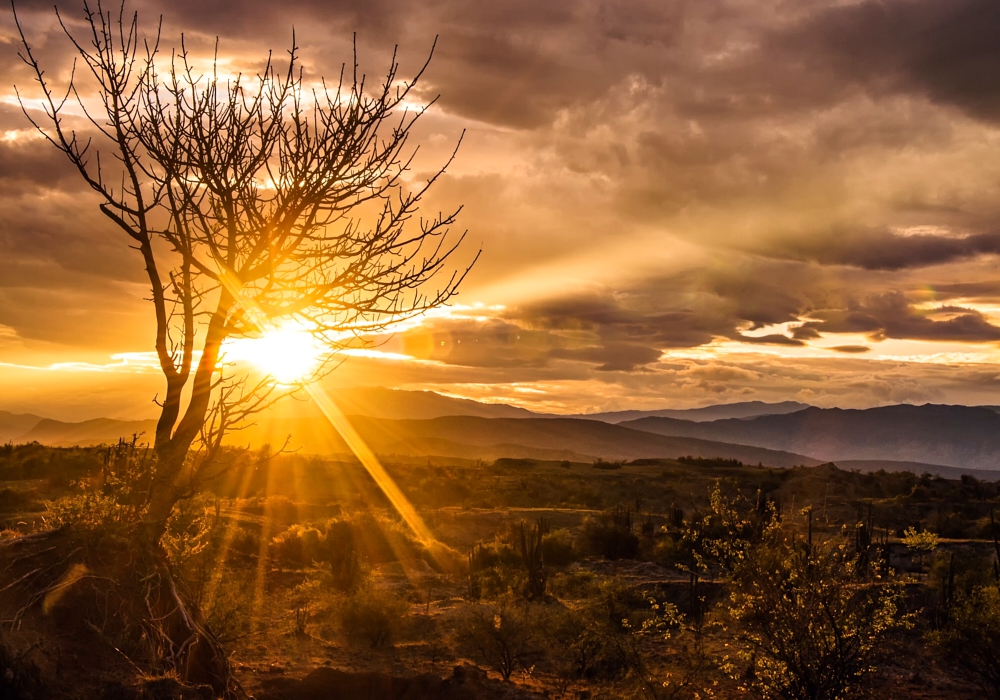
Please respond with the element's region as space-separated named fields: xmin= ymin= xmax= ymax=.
xmin=902 ymin=527 xmax=938 ymax=578
xmin=458 ymin=593 xmax=542 ymax=681
xmin=14 ymin=1 xmax=474 ymax=539
xmin=727 ymin=533 xmax=907 ymax=700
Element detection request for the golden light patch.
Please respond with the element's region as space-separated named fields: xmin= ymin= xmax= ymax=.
xmin=43 ymin=563 xmax=88 ymax=614
xmin=224 ymin=321 xmax=322 ymax=384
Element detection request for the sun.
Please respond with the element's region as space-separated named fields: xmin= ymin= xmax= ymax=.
xmin=224 ymin=322 xmax=323 ymax=384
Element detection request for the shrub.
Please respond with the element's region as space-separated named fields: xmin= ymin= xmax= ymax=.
xmin=271 ymin=524 xmax=324 ymax=566
xmin=203 ymin=576 xmax=253 ymax=646
xmin=340 ymin=585 xmax=409 ymax=648
xmin=580 ymin=508 xmax=639 ymax=560
xmin=727 ymin=534 xmax=908 ymax=700
xmin=549 ymin=569 xmax=597 ymax=599
xmin=0 ymin=634 xmax=43 ymax=699
xmin=541 ymin=528 xmax=578 ymax=566
xmin=323 ymin=520 xmax=363 ymax=591
xmin=930 ymin=586 xmax=1000 ymax=698
xmin=458 ymin=592 xmax=543 ymax=681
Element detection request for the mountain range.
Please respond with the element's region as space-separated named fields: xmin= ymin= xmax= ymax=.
xmin=7 ymin=390 xmax=1000 ymax=477
xmin=622 ymin=404 xmax=1000 ymax=472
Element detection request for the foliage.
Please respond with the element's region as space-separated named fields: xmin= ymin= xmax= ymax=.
xmin=467 ymin=532 xmax=524 ymax=600
xmin=902 ymin=527 xmax=939 ymax=552
xmin=48 ymin=439 xmax=154 ymax=529
xmin=726 ymin=533 xmax=908 ymax=700
xmin=683 ymin=484 xmax=779 ymax=574
xmin=581 ymin=507 xmax=640 ymax=560
xmin=161 ymin=495 xmax=213 ymax=570
xmin=339 ymin=584 xmax=409 ymax=648
xmin=541 ymin=528 xmax=579 ymax=566
xmin=518 ymin=519 xmax=548 ymax=600
xmin=458 ymin=592 xmax=543 ymax=681
xmin=929 ymin=585 xmax=1000 ymax=699
xmin=202 ymin=576 xmax=254 ymax=647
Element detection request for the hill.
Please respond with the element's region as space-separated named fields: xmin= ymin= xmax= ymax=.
xmin=0 ymin=410 xmax=44 ymax=442
xmin=573 ymin=400 xmax=810 ymax=424
xmin=19 ymin=417 xmax=158 ymax=447
xmin=327 ymin=386 xmax=540 ymax=420
xmin=299 ymin=416 xmax=820 ymax=467
xmin=623 ymin=404 xmax=1000 ymax=472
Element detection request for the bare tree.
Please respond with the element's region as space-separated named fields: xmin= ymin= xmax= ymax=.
xmin=14 ymin=1 xmax=475 ymax=538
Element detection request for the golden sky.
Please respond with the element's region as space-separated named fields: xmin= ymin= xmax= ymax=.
xmin=5 ymin=0 xmax=1000 ymax=419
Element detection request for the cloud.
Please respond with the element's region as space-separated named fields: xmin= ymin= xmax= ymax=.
xmin=830 ymin=345 xmax=871 ymax=354
xmin=760 ymin=228 xmax=1000 ymax=271
xmin=6 ymin=0 xmax=1000 ymax=416
xmin=803 ymin=292 xmax=1000 ymax=342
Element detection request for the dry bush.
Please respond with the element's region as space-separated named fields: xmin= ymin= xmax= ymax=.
xmin=339 ymin=584 xmax=409 ymax=648
xmin=930 ymin=585 xmax=1000 ymax=698
xmin=541 ymin=528 xmax=578 ymax=566
xmin=0 ymin=634 xmax=44 ymax=699
xmin=580 ymin=508 xmax=640 ymax=561
xmin=457 ymin=592 xmax=543 ymax=681
xmin=271 ymin=525 xmax=325 ymax=566
xmin=201 ymin=577 xmax=254 ymax=648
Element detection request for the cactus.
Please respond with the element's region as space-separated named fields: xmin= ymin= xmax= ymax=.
xmin=519 ymin=518 xmax=548 ymax=600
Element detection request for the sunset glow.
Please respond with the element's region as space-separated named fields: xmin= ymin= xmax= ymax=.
xmin=223 ymin=323 xmax=323 ymax=384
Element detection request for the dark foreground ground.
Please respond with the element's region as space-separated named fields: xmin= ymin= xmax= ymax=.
xmin=0 ymin=443 xmax=997 ymax=699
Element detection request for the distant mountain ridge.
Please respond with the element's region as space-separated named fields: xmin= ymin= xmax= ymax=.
xmin=305 ymin=416 xmax=821 ymax=467
xmin=19 ymin=417 xmax=158 ymax=446
xmin=572 ymin=400 xmax=810 ymax=424
xmin=0 ymin=410 xmax=46 ymax=442
xmin=12 ymin=392 xmax=1000 ymax=475
xmin=623 ymin=404 xmax=1000 ymax=472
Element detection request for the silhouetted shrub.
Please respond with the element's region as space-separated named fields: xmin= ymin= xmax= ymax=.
xmin=271 ymin=525 xmax=324 ymax=566
xmin=930 ymin=586 xmax=1000 ymax=698
xmin=541 ymin=528 xmax=578 ymax=566
xmin=340 ymin=585 xmax=409 ymax=648
xmin=580 ymin=508 xmax=639 ymax=560
xmin=0 ymin=634 xmax=44 ymax=700
xmin=458 ymin=593 xmax=543 ymax=680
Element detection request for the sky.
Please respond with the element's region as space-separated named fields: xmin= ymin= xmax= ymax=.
xmin=5 ymin=0 xmax=1000 ymax=419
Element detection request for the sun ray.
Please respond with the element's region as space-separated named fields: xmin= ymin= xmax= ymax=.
xmin=306 ymin=384 xmax=457 ymax=570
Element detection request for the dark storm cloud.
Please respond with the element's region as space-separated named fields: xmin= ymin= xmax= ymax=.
xmin=803 ymin=292 xmax=1000 ymax=342
xmin=761 ymin=229 xmax=1000 ymax=271
xmin=773 ymin=0 xmax=1000 ymax=123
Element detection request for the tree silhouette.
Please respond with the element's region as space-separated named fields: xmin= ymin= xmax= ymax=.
xmin=14 ymin=1 xmax=475 ymax=538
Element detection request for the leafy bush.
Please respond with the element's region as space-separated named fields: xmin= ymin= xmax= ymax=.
xmin=930 ymin=586 xmax=1000 ymax=698
xmin=541 ymin=528 xmax=578 ymax=566
xmin=727 ymin=535 xmax=908 ymax=700
xmin=271 ymin=524 xmax=324 ymax=566
xmin=339 ymin=584 xmax=409 ymax=648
